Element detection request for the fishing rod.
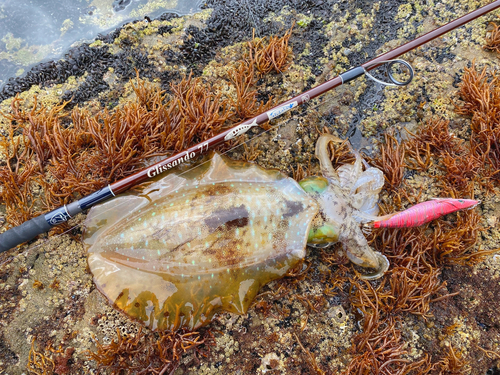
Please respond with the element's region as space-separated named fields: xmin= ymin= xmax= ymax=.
xmin=1 ymin=0 xmax=500 ymax=253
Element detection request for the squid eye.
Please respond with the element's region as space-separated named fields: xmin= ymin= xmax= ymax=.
xmin=458 ymin=200 xmax=463 ymax=202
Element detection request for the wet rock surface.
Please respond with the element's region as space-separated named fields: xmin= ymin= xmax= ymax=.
xmin=1 ymin=0 xmax=500 ymax=374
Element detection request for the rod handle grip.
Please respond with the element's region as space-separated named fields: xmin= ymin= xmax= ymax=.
xmin=0 ymin=215 xmax=52 ymax=253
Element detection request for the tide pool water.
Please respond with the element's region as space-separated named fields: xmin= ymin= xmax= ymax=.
xmin=0 ymin=0 xmax=202 ymax=87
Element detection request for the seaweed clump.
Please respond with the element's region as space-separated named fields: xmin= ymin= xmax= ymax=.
xmin=346 ymin=283 xmax=432 ymax=373
xmin=0 ymin=77 xmax=225 ymax=230
xmin=375 ymin=62 xmax=500 ymax=196
xmin=0 ymin=118 xmax=39 ymax=226
xmin=484 ymin=21 xmax=500 ymax=53
xmin=342 ymin=207 xmax=482 ymax=372
xmin=436 ymin=345 xmax=471 ymax=375
xmin=0 ymin=35 xmax=278 ymax=241
xmin=228 ymin=60 xmax=274 ymax=120
xmin=242 ymin=126 xmax=492 ymax=373
xmin=454 ymin=63 xmax=500 ymax=184
xmin=338 ymin=62 xmax=500 ymax=373
xmin=87 ymin=327 xmax=213 ymax=374
xmin=370 ymin=132 xmax=406 ymax=192
xmin=248 ymin=25 xmax=294 ymax=75
xmin=27 ymin=338 xmax=55 ymax=375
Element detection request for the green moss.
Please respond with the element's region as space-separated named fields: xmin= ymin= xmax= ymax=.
xmin=297 ymin=15 xmax=314 ymax=28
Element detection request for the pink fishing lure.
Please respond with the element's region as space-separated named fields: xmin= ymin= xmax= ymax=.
xmin=373 ymin=198 xmax=479 ymax=228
